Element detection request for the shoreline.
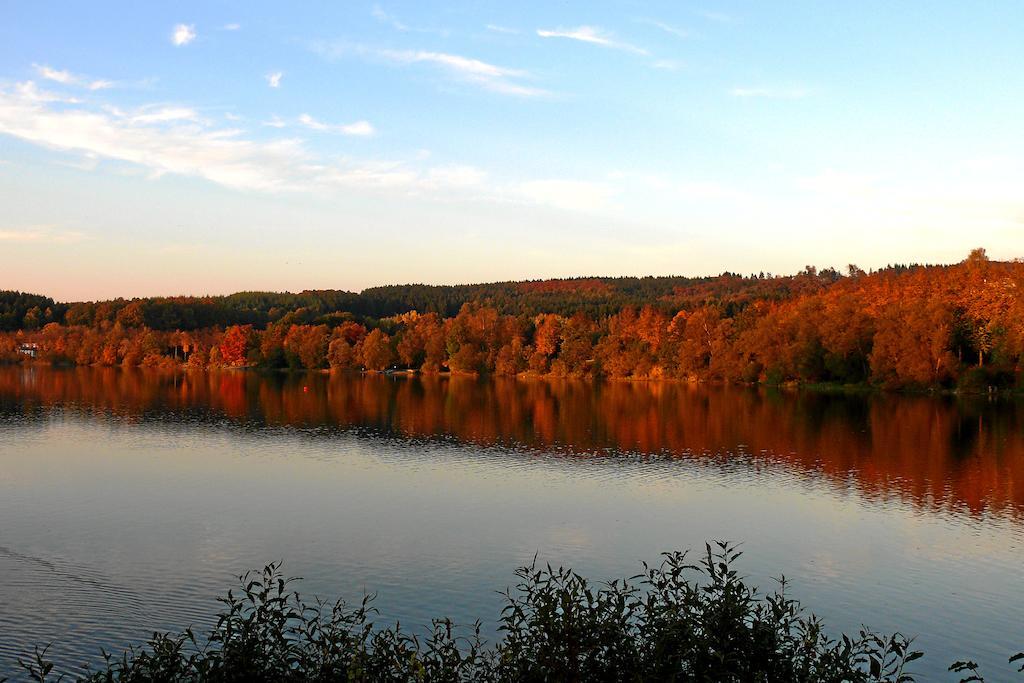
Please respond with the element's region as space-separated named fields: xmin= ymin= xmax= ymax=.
xmin=4 ymin=359 xmax=1020 ymax=398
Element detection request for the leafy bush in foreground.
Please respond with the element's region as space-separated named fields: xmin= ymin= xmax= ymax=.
xmin=6 ymin=543 xmax=1022 ymax=682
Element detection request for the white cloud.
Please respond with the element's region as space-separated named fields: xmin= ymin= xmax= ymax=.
xmin=172 ymin=24 xmax=197 ymax=46
xmin=0 ymin=226 xmax=86 ymax=244
xmin=262 ymin=115 xmax=287 ymax=128
xmin=34 ymin=65 xmax=74 ymax=84
xmin=266 ymin=71 xmax=283 ymax=88
xmin=536 ymin=26 xmax=649 ymax=56
xmin=15 ymin=80 xmax=80 ymax=103
xmin=730 ymin=86 xmax=808 ymax=99
xmin=340 ymin=120 xmax=375 ymax=136
xmin=297 ymin=114 xmax=327 ymax=130
xmin=313 ymin=42 xmax=548 ymax=97
xmin=223 ymin=23 xmax=241 ymax=31
xmin=298 ymin=114 xmax=376 ymax=136
xmin=33 ymin=64 xmax=115 ymax=90
xmin=129 ymin=106 xmax=199 ymax=124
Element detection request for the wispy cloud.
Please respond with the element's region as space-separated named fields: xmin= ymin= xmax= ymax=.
xmin=312 ymin=42 xmax=548 ymax=97
xmin=485 ymin=24 xmax=519 ymax=35
xmin=14 ymin=80 xmax=81 ymax=103
xmin=34 ymin=64 xmax=113 ymax=90
xmin=371 ymin=5 xmax=448 ymax=36
xmin=172 ymin=24 xmax=196 ymax=46
xmin=34 ymin=65 xmax=74 ymax=84
xmin=0 ymin=226 xmax=86 ymax=244
xmin=730 ymin=86 xmax=808 ymax=99
xmin=0 ymin=81 xmax=307 ymax=191
xmin=0 ymin=80 xmax=480 ymax=197
xmin=298 ymin=114 xmax=375 ymax=136
xmin=536 ymin=25 xmax=649 ymax=56
xmin=371 ymin=5 xmax=410 ymax=32
xmin=339 ymin=120 xmax=375 ymax=136
xmin=0 ymin=80 xmax=617 ymax=216
xmin=223 ymin=23 xmax=241 ymax=31
xmin=266 ymin=71 xmax=283 ymax=88
xmin=378 ymin=49 xmax=538 ymax=94
xmin=128 ymin=106 xmax=200 ymax=124
xmin=698 ymin=10 xmax=733 ymax=23
xmin=652 ymin=59 xmax=683 ymax=71
xmin=636 ymin=18 xmax=690 ymax=39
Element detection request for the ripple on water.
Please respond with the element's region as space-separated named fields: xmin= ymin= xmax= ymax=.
xmin=2 ymin=371 xmax=1024 ymax=680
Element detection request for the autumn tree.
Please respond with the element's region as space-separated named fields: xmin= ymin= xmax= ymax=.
xmin=870 ymin=300 xmax=958 ymax=388
xmin=284 ymin=324 xmax=330 ymax=369
xmin=360 ymin=329 xmax=395 ymax=371
xmin=552 ymin=313 xmax=595 ymax=377
xmin=529 ymin=314 xmax=561 ymax=374
xmin=495 ymin=337 xmax=530 ymax=376
xmin=259 ymin=324 xmax=288 ymax=368
xmin=327 ymin=338 xmax=355 ymax=369
xmin=115 ymin=301 xmax=146 ymax=328
xmin=219 ymin=325 xmax=256 ymax=366
xmin=819 ymin=294 xmax=874 ymax=382
xmin=446 ymin=304 xmax=502 ymax=374
xmin=65 ymin=303 xmax=95 ymax=327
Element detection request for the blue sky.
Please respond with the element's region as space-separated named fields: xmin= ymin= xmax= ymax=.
xmin=1 ymin=1 xmax=1022 ymax=300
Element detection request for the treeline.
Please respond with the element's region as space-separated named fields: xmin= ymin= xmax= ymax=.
xmin=1 ymin=250 xmax=1022 ymax=390
xmin=0 ymin=267 xmax=856 ymax=332
xmin=0 ymin=291 xmax=64 ymax=331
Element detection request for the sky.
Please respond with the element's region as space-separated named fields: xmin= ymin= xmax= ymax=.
xmin=1 ymin=1 xmax=1023 ymax=301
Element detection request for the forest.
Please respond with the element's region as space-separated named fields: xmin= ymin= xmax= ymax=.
xmin=1 ymin=249 xmax=1021 ymax=391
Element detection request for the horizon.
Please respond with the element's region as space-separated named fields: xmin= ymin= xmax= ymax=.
xmin=5 ymin=250 xmax=999 ymax=303
xmin=3 ymin=2 xmax=1024 ymax=301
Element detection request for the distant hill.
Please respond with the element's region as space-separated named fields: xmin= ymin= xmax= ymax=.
xmin=2 ymin=263 xmax=925 ymax=331
xmin=3 ymin=251 xmax=1020 ymax=391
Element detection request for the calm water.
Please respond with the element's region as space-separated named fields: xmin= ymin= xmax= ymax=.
xmin=1 ymin=366 xmax=1023 ymax=679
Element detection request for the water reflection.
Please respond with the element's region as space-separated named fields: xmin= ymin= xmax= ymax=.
xmin=2 ymin=366 xmax=1022 ymax=519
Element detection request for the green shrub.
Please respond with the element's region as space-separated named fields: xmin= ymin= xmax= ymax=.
xmin=957 ymin=365 xmax=1016 ymax=393
xmin=6 ymin=543 xmax=1022 ymax=682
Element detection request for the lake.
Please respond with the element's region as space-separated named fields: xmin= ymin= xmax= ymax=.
xmin=1 ymin=366 xmax=1023 ymax=679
